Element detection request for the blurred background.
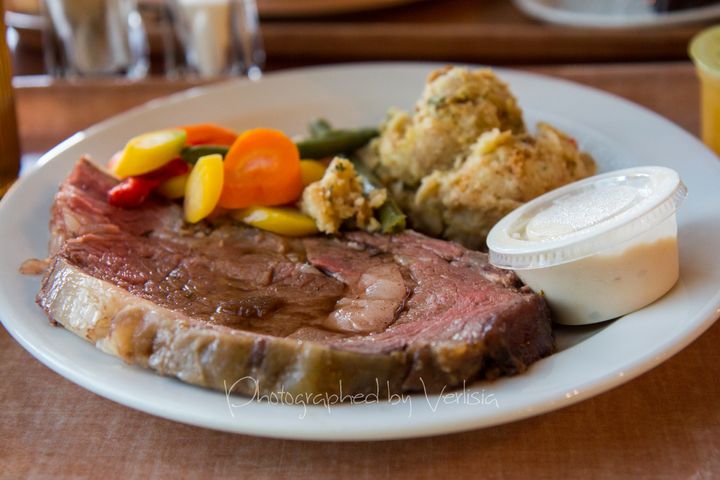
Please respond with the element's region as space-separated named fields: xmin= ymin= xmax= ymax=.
xmin=5 ymin=0 xmax=720 ymax=75
xmin=2 ymin=0 xmax=720 ymax=183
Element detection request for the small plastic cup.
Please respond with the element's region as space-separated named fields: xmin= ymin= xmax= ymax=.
xmin=487 ymin=167 xmax=687 ymax=325
xmin=690 ymin=24 xmax=720 ymax=156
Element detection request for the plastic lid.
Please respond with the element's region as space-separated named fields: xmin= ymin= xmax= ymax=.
xmin=689 ymin=24 xmax=720 ymax=77
xmin=486 ymin=166 xmax=687 ymax=270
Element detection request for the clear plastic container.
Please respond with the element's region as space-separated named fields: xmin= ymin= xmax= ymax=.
xmin=486 ymin=166 xmax=687 ymax=325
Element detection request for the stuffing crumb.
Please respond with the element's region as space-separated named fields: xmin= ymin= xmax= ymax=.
xmin=301 ymin=157 xmax=387 ymax=234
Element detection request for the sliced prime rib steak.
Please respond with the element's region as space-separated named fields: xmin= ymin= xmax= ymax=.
xmin=35 ymin=158 xmax=554 ymax=397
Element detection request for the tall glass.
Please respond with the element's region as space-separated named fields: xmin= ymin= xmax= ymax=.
xmin=169 ymin=0 xmax=264 ymax=79
xmin=0 ymin=1 xmax=21 ymax=198
xmin=697 ymin=70 xmax=720 ymax=155
xmin=42 ymin=0 xmax=149 ymax=78
xmin=690 ymin=25 xmax=720 ymax=156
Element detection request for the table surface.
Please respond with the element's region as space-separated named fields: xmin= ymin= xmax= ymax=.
xmin=3 ymin=62 xmax=720 ymax=479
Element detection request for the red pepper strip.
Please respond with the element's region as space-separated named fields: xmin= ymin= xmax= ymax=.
xmin=140 ymin=157 xmax=190 ymax=182
xmin=107 ymin=177 xmax=157 ymax=208
xmin=108 ymin=158 xmax=190 ymax=208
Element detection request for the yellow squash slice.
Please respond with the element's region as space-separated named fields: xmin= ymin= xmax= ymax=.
xmin=231 ymin=206 xmax=318 ymax=237
xmin=184 ymin=154 xmax=224 ymax=223
xmin=156 ymin=172 xmax=189 ymax=199
xmin=112 ymin=129 xmax=187 ymax=178
xmin=300 ymin=159 xmax=327 ymax=186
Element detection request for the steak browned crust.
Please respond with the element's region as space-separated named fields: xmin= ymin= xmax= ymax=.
xmin=36 ymin=158 xmax=554 ymax=397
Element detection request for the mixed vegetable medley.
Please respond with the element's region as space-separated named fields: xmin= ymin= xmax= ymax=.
xmin=107 ymin=121 xmax=406 ymax=237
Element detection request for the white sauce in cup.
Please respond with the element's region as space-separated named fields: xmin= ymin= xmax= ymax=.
xmin=487 ymin=166 xmax=687 ymax=325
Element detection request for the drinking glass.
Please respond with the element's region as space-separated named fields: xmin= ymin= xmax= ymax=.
xmin=169 ymin=0 xmax=264 ymax=79
xmin=690 ymin=25 xmax=720 ymax=155
xmin=42 ymin=0 xmax=149 ymax=78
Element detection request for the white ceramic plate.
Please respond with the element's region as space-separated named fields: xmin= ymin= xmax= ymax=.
xmin=1 ymin=63 xmax=719 ymax=441
xmin=513 ymin=0 xmax=720 ymax=28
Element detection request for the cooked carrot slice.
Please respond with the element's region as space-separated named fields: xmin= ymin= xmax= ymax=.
xmin=218 ymin=128 xmax=303 ymax=209
xmin=181 ymin=123 xmax=237 ymax=146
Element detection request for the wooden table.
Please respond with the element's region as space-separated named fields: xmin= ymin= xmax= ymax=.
xmin=3 ymin=62 xmax=720 ymax=478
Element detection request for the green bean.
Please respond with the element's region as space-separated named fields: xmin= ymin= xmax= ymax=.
xmin=308 ymin=118 xmax=333 ymax=138
xmin=376 ymin=202 xmax=407 ymax=234
xmin=296 ymin=128 xmax=379 ymax=159
xmin=350 ymin=157 xmax=406 ymax=234
xmin=350 ymin=157 xmax=380 ymax=191
xmin=179 ymin=124 xmax=378 ymax=164
xmin=180 ymin=145 xmax=229 ymax=165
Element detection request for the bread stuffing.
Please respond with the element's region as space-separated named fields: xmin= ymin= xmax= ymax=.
xmin=361 ymin=66 xmax=596 ymax=248
xmin=302 ymin=157 xmax=387 ymax=234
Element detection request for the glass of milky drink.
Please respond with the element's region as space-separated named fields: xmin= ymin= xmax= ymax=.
xmin=487 ymin=167 xmax=687 ymax=325
xmin=169 ymin=0 xmax=265 ymax=79
xmin=690 ymin=25 xmax=720 ymax=156
xmin=42 ymin=0 xmax=149 ymax=78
